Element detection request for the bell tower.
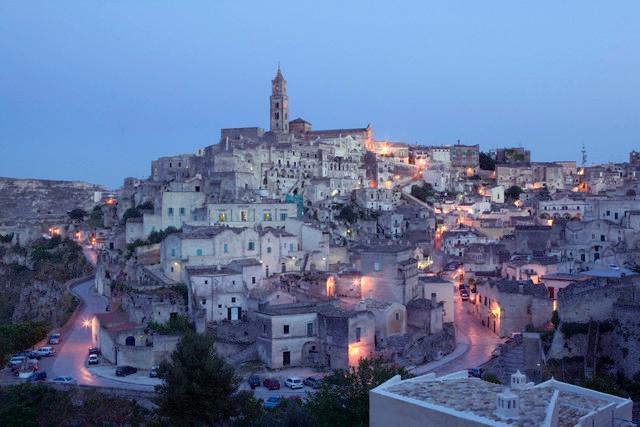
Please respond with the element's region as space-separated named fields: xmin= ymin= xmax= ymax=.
xmin=270 ymin=65 xmax=289 ymax=134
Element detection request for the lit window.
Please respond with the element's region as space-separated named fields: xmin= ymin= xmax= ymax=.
xmin=218 ymin=213 xmax=225 ymax=222
xmin=264 ymin=212 xmax=271 ymax=221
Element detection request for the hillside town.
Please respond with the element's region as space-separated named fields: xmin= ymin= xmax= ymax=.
xmin=3 ymin=68 xmax=640 ymax=426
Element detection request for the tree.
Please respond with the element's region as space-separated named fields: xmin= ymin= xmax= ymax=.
xmin=504 ymin=185 xmax=524 ymax=200
xmin=479 ymin=152 xmax=495 ymax=171
xmin=67 ymin=208 xmax=87 ymax=221
xmin=336 ymin=205 xmax=358 ymax=223
xmin=137 ymin=201 xmax=154 ymax=210
xmin=121 ymin=207 xmax=142 ymax=222
xmin=155 ymin=332 xmax=250 ymax=426
xmin=411 ymin=182 xmax=434 ymax=202
xmin=305 ymin=357 xmax=410 ymax=427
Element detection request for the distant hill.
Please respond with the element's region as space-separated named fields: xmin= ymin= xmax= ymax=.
xmin=0 ymin=177 xmax=106 ymax=221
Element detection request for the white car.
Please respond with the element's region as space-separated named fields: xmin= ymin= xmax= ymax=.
xmin=51 ymin=376 xmax=77 ymax=385
xmin=285 ymin=377 xmax=303 ymax=389
xmin=88 ymin=354 xmax=99 ymax=365
xmin=36 ymin=347 xmax=55 ymax=357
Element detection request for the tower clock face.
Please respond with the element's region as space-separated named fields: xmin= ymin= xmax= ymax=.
xmin=275 ymin=83 xmax=280 ymax=92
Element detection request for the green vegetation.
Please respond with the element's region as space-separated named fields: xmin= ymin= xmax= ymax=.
xmin=410 ymin=182 xmax=435 ymax=202
xmin=304 ymin=357 xmax=411 ymax=427
xmin=126 ymin=226 xmax=180 ymax=253
xmin=87 ymin=205 xmax=104 ymax=228
xmin=122 ymin=207 xmax=142 ymax=222
xmin=504 ymin=185 xmax=524 ymax=200
xmin=336 ymin=205 xmax=358 ymax=223
xmin=155 ymin=332 xmax=257 ymax=426
xmin=137 ymin=200 xmax=154 ymax=210
xmin=482 ymin=373 xmax=502 ymax=384
xmin=0 ymin=322 xmax=50 ymax=365
xmin=0 ymin=383 xmax=153 ymax=426
xmin=67 ymin=208 xmax=87 ymax=221
xmin=148 ymin=314 xmax=192 ymax=335
xmin=479 ymin=152 xmax=495 ymax=171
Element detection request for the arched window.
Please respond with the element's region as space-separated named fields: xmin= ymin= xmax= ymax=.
xmin=125 ymin=336 xmax=135 ymax=346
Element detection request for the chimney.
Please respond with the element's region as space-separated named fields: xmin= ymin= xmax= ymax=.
xmin=495 ymin=388 xmax=520 ymax=421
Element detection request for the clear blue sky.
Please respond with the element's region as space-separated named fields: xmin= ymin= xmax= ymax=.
xmin=1 ymin=1 xmax=639 ymax=189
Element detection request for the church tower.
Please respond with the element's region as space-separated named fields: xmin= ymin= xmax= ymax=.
xmin=270 ymin=65 xmax=289 ymax=134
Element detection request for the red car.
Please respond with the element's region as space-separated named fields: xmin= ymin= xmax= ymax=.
xmin=262 ymin=378 xmax=280 ymax=390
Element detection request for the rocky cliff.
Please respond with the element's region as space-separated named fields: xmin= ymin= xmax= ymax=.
xmin=0 ymin=177 xmax=106 ymax=221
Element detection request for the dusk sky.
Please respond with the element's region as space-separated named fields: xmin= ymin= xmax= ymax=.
xmin=1 ymin=1 xmax=639 ymax=189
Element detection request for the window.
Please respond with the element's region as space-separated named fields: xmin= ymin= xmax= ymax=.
xmin=252 ymin=276 xmax=256 ymax=284
xmin=355 ymin=327 xmax=361 ymax=342
xmin=171 ymin=248 xmax=176 ymax=257
xmin=201 ymin=298 xmax=206 ymax=305
xmin=374 ymin=262 xmax=381 ymax=271
xmin=307 ymin=322 xmax=313 ymax=337
xmin=241 ymin=211 xmax=248 ymax=222
xmin=248 ymin=241 xmax=255 ymax=251
xmin=263 ymin=324 xmax=267 ymax=333
xmin=218 ymin=213 xmax=226 ymax=222
xmin=231 ymin=297 xmax=236 ymax=303
xmin=179 ymin=207 xmax=185 ymax=216
xmin=600 ymin=235 xmax=605 ymax=242
xmin=267 ymin=247 xmax=272 ymax=254
xmin=223 ymin=243 xmax=228 ymax=253
xmin=264 ymin=212 xmax=271 ymax=221
xmin=196 ymin=249 xmax=203 ymax=256
xmin=289 ymin=243 xmax=294 ymax=252
xmin=218 ymin=304 xmax=222 ymax=308
xmin=280 ymin=213 xmax=288 ymax=221
xmin=395 ymin=312 xmax=400 ymax=321
xmin=204 ymin=280 xmax=208 ymax=284
xmin=283 ymin=325 xmax=290 ymax=335
xmin=168 ymin=207 xmax=174 ymax=216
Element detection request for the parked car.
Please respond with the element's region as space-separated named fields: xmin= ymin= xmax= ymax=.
xmin=8 ymin=356 xmax=27 ymax=368
xmin=27 ymin=371 xmax=47 ymax=382
xmin=88 ymin=354 xmax=99 ymax=365
xmin=149 ymin=366 xmax=160 ymax=378
xmin=48 ymin=333 xmax=61 ymax=345
xmin=248 ymin=374 xmax=261 ymax=389
xmin=115 ymin=366 xmax=138 ymax=377
xmin=263 ymin=396 xmax=281 ymax=409
xmin=36 ymin=347 xmax=55 ymax=357
xmin=88 ymin=347 xmax=101 ymax=356
xmin=459 ymin=288 xmax=469 ymax=301
xmin=285 ymin=377 xmax=303 ymax=389
xmin=18 ymin=369 xmax=37 ymax=379
xmin=303 ymin=375 xmax=323 ymax=389
xmin=491 ymin=345 xmax=503 ymax=358
xmin=51 ymin=376 xmax=76 ymax=384
xmin=262 ymin=378 xmax=280 ymax=390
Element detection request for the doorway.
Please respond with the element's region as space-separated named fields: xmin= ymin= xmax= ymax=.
xmin=282 ymin=351 xmax=291 ymax=366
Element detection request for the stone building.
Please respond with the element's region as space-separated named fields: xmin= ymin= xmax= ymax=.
xmin=354 ymin=242 xmax=419 ymax=305
xmin=370 ymin=370 xmax=632 ymax=427
xmin=474 ymin=279 xmax=552 ymax=337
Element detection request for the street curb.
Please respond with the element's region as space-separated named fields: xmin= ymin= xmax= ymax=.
xmin=88 ymin=368 xmax=158 ymax=390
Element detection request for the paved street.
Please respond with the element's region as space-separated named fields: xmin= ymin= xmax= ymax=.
xmin=42 ymin=279 xmax=155 ymax=391
xmin=434 ymin=293 xmax=503 ymax=375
